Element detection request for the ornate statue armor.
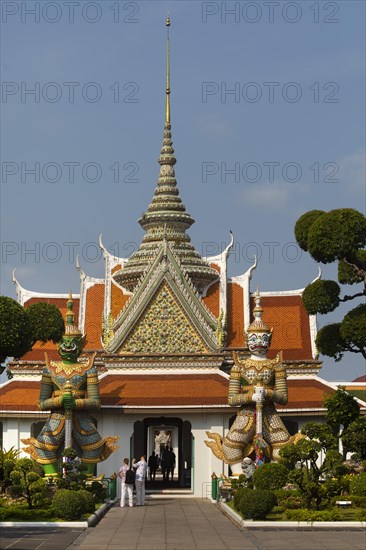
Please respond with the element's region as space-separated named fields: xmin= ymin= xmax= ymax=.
xmin=22 ymin=295 xmax=118 ymax=477
xmin=206 ymin=290 xmax=301 ymax=474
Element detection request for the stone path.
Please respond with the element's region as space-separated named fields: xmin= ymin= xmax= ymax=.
xmin=0 ymin=527 xmax=84 ymax=550
xmin=69 ymin=499 xmax=366 ymax=550
xmin=1 ymin=500 xmax=365 ymax=549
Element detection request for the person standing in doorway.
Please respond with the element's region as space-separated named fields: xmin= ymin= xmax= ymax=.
xmin=161 ymin=445 xmax=170 ymax=481
xmin=118 ymin=457 xmax=133 ymax=508
xmin=169 ymin=447 xmax=176 ymax=481
xmin=148 ymin=451 xmax=158 ymax=481
xmin=133 ymin=455 xmax=148 ymax=506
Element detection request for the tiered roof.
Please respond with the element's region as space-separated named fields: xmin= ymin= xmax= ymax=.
xmin=3 ymin=20 xmax=329 ymax=416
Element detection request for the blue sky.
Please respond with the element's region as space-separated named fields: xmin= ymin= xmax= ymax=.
xmin=1 ymin=0 xmax=365 ymax=381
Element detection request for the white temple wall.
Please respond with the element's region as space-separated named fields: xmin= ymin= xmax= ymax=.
xmin=2 ymin=417 xmax=33 ymax=456
xmin=1 ymin=409 xmax=331 ymax=499
xmin=189 ymin=411 xmax=231 ymax=498
xmin=95 ymin=409 xmax=135 ymax=493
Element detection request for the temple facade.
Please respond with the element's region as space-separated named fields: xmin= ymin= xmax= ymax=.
xmin=1 ymin=20 xmax=365 ymax=497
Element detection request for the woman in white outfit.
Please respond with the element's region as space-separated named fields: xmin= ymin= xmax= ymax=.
xmin=118 ymin=457 xmax=133 ymax=507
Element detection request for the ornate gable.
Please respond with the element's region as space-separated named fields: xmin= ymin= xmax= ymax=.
xmin=104 ymin=240 xmax=220 ymax=354
xmin=121 ymin=282 xmax=208 ymax=353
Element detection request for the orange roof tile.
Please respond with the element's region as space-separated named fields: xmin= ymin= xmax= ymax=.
xmin=0 ymin=381 xmax=40 ymax=411
xmin=2 ymin=376 xmax=361 ymax=412
xmin=227 ymin=283 xmax=244 ymax=347
xmin=99 ymin=374 xmax=228 ymax=406
xmin=259 ymin=296 xmax=313 ymax=360
xmin=111 ymin=282 xmax=129 ymax=320
xmin=84 ymin=284 xmax=104 ymax=348
xmin=203 ymin=281 xmax=220 ymax=318
xmin=278 ymin=379 xmax=334 ymax=409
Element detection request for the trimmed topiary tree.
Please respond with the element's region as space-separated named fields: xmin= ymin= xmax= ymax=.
xmin=237 ymin=489 xmax=276 ymax=520
xmin=77 ymin=489 xmax=95 ymax=514
xmin=233 ymin=487 xmax=250 ymax=512
xmin=253 ymin=463 xmax=288 ymax=491
xmin=52 ymin=489 xmax=84 ymax=520
xmin=294 ymin=208 xmax=366 ymax=362
xmin=9 ymin=458 xmax=48 ymax=509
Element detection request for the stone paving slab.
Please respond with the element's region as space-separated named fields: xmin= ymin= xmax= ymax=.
xmin=1 ymin=500 xmax=365 ymax=550
xmin=69 ymin=499 xmax=366 ymax=550
xmin=0 ymin=527 xmax=84 ymax=550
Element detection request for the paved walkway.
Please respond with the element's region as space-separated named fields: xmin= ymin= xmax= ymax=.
xmin=1 ymin=500 xmax=365 ymax=550
xmin=69 ymin=499 xmax=366 ymax=550
xmin=0 ymin=527 xmax=84 ymax=550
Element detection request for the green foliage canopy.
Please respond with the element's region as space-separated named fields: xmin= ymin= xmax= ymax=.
xmin=26 ymin=302 xmax=64 ymax=344
xmin=294 ymin=208 xmax=366 ymax=361
xmin=306 ymin=209 xmax=366 ymax=263
xmin=0 ymin=296 xmax=64 ymax=364
xmin=341 ymin=417 xmax=366 ymax=460
xmin=294 ymin=210 xmax=325 ymax=251
xmin=324 ymin=389 xmax=360 ymax=432
xmin=9 ymin=457 xmax=48 ymax=509
xmin=252 ymin=462 xmax=288 ymax=491
xmin=0 ymin=297 xmax=33 ymax=363
xmin=302 ymin=280 xmax=340 ymax=314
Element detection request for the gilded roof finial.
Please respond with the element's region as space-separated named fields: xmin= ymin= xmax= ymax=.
xmin=247 ymin=287 xmax=272 ymax=334
xmin=166 ymin=15 xmax=171 ymax=124
xmin=64 ymin=291 xmax=82 ymax=336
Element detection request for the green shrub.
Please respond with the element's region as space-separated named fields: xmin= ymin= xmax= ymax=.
xmin=52 ymin=489 xmax=84 ymax=520
xmin=0 ymin=506 xmax=55 ymax=521
xmin=356 ymin=509 xmax=366 ymax=521
xmin=253 ymin=463 xmax=288 ymax=491
xmin=350 ymin=473 xmax=366 ymax=496
xmin=86 ymin=481 xmax=108 ymax=503
xmin=78 ymin=489 xmax=95 ymax=514
xmin=233 ymin=487 xmax=249 ymax=512
xmin=271 ymin=505 xmax=285 ymax=514
xmin=349 ymin=495 xmax=366 ymax=508
xmin=285 ymin=508 xmax=342 ymax=522
xmin=231 ymin=474 xmax=252 ymax=490
xmin=237 ymin=489 xmax=276 ymax=520
xmin=281 ymin=495 xmax=306 ymax=509
xmin=275 ymin=489 xmax=305 ymax=509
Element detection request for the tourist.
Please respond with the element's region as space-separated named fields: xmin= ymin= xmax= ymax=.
xmin=168 ymin=447 xmax=176 ymax=481
xmin=148 ymin=451 xmax=158 ymax=481
xmin=161 ymin=446 xmax=171 ymax=481
xmin=118 ymin=457 xmax=133 ymax=508
xmin=133 ymin=455 xmax=148 ymax=506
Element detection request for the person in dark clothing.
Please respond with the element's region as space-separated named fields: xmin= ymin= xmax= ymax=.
xmin=148 ymin=451 xmax=158 ymax=481
xmin=169 ymin=447 xmax=176 ymax=481
xmin=161 ymin=446 xmax=171 ymax=481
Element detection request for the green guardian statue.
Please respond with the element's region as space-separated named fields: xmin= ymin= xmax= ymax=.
xmin=22 ymin=294 xmax=119 ymax=477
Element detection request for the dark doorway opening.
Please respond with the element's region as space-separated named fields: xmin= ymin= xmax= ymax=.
xmin=131 ymin=417 xmax=192 ymax=489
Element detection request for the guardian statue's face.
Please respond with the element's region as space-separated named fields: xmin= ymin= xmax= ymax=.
xmin=58 ymin=335 xmax=83 ymax=362
xmin=247 ymin=331 xmax=271 ymax=357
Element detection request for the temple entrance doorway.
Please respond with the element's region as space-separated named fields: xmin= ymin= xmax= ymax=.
xmin=131 ymin=417 xmax=192 ymax=489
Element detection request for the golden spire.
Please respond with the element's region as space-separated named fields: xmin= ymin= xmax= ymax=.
xmin=166 ymin=16 xmax=171 ymax=124
xmin=114 ymin=16 xmax=219 ymax=293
